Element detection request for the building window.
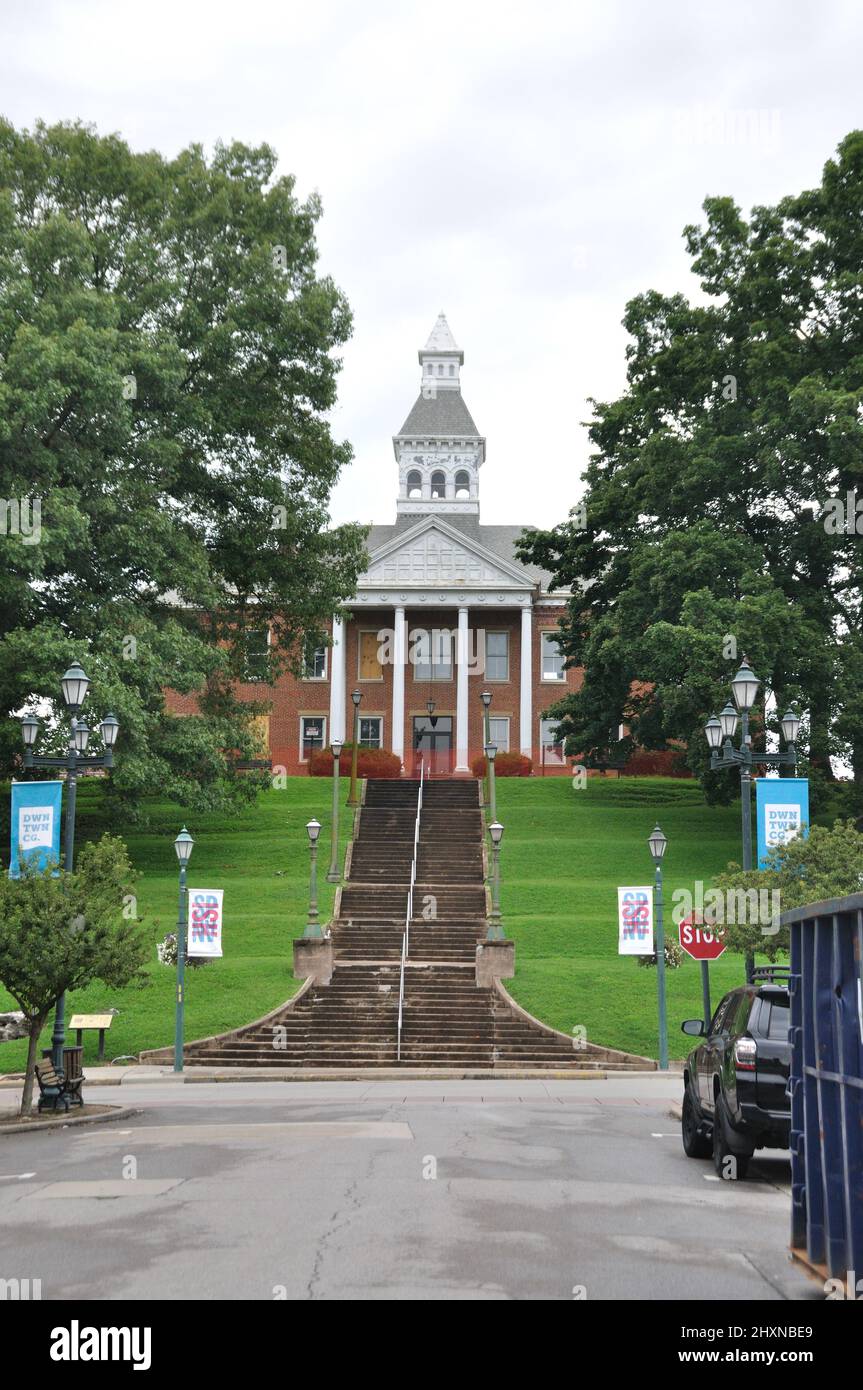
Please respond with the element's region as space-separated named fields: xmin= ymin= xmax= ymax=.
xmin=449 ymin=364 xmax=455 ymax=376
xmin=244 ymin=627 xmax=270 ymax=681
xmin=300 ymin=716 xmax=326 ymax=761
xmin=430 ymin=470 xmax=446 ymax=500
xmin=485 ymin=630 xmax=509 ymax=681
xmin=302 ymin=640 xmax=327 ymax=680
xmin=359 ymin=716 xmax=383 ymax=748
xmin=413 ymin=627 xmax=453 ymax=681
xmin=438 ymin=364 xmax=443 ymax=376
xmin=406 ymin=469 xmax=422 ymax=498
xmin=540 ymin=718 xmax=565 ymax=764
xmin=454 ymin=469 xmax=470 ymax=499
xmin=488 ymin=717 xmax=510 ymax=752
xmin=359 ymin=630 xmax=384 ymax=680
xmin=541 ymin=630 xmax=566 ymax=680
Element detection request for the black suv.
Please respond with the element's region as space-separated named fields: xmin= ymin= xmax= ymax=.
xmin=680 ymin=968 xmax=791 ymax=1180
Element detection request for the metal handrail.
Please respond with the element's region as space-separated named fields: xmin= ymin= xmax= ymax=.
xmin=397 ymin=761 xmax=423 ymax=1063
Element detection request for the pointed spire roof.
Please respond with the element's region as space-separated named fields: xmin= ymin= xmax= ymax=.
xmin=423 ymin=312 xmax=459 ymax=353
xmin=418 ymin=312 xmax=464 ymax=364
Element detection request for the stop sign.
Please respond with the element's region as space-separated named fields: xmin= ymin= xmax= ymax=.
xmin=679 ymin=914 xmax=726 ymax=961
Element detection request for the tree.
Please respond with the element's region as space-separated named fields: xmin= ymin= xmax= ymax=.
xmin=711 ymin=819 xmax=863 ymax=960
xmin=519 ymin=131 xmax=863 ymax=794
xmin=0 ymin=835 xmax=148 ymax=1114
xmin=0 ymin=120 xmax=368 ymax=813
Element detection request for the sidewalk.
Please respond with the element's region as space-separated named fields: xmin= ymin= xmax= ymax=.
xmin=1 ymin=1063 xmax=679 ymax=1086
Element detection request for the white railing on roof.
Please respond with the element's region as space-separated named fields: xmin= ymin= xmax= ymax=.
xmin=397 ymin=760 xmax=424 ymax=1063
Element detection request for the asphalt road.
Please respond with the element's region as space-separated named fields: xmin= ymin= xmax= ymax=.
xmin=0 ymin=1078 xmax=818 ymax=1301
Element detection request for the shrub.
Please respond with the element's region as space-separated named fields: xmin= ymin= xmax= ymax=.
xmin=471 ymin=752 xmax=532 ymax=778
xmin=623 ymin=749 xmax=691 ymax=778
xmin=308 ymin=744 xmax=401 ymax=778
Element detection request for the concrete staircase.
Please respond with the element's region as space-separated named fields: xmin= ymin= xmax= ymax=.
xmin=180 ymin=777 xmax=648 ymax=1071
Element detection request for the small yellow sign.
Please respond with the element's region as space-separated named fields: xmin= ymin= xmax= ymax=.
xmin=69 ymin=1014 xmax=114 ymax=1030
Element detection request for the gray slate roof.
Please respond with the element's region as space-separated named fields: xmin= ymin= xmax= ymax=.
xmin=364 ymin=513 xmax=558 ymax=590
xmin=396 ymin=391 xmax=481 ymax=437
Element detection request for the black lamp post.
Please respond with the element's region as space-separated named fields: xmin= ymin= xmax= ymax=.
xmin=347 ymin=690 xmax=362 ymax=806
xmin=21 ymin=663 xmax=120 ymax=1071
xmin=173 ymin=826 xmax=194 ymax=1074
xmin=480 ymin=689 xmax=492 ymax=807
xmin=327 ymin=740 xmax=343 ymax=882
xmin=487 ymin=820 xmax=505 ymax=940
xmin=304 ymin=818 xmax=322 ymax=938
xmin=485 ymin=741 xmax=498 ymax=825
xmin=705 ymin=658 xmax=802 ymax=982
xmin=648 ymin=823 xmax=669 ymax=1071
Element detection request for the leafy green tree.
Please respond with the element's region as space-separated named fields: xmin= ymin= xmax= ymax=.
xmin=711 ymin=819 xmax=863 ymax=960
xmin=0 ymin=834 xmax=148 ymax=1114
xmin=0 ymin=119 xmax=367 ymax=813
xmin=520 ymin=131 xmax=863 ymax=793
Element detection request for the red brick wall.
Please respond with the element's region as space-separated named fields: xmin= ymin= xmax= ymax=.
xmin=166 ymin=607 xmax=583 ymax=776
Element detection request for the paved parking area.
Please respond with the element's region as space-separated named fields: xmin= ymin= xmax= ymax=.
xmin=0 ymin=1077 xmax=815 ymax=1300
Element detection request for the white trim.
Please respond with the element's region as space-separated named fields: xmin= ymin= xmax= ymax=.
xmin=329 ymin=617 xmax=346 ymax=742
xmin=392 ymin=606 xmax=406 ymax=766
xmin=362 ymin=514 xmax=530 ymax=585
xmin=455 ymin=606 xmax=470 ymax=772
xmin=520 ymin=607 xmax=532 ymax=757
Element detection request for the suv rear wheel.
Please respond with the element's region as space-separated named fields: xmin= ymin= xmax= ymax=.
xmin=681 ymin=1088 xmax=711 ymax=1158
xmin=712 ymin=1093 xmax=751 ymax=1180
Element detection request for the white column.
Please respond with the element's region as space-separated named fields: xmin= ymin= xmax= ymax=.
xmin=329 ymin=615 xmax=346 ymax=744
xmin=392 ymin=605 xmax=406 ymax=767
xmin=455 ymin=605 xmax=470 ymax=772
xmin=520 ymin=605 xmax=532 ymax=758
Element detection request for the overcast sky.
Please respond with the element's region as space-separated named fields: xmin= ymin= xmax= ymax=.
xmin=3 ymin=0 xmax=862 ymax=530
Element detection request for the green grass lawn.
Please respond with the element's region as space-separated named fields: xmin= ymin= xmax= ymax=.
xmin=0 ymin=773 xmax=788 ymax=1070
xmin=494 ymin=776 xmax=774 ymax=1061
xmin=0 ymin=777 xmax=352 ymax=1072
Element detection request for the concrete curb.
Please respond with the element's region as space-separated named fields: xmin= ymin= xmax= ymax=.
xmin=0 ymin=1105 xmax=142 ymax=1136
xmin=669 ymin=1100 xmax=682 ymax=1121
xmin=179 ymin=1067 xmax=610 ymax=1082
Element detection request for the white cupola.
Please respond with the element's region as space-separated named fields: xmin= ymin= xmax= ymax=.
xmin=393 ymin=314 xmax=485 ymax=518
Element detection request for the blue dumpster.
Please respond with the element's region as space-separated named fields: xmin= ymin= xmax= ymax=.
xmin=783 ymin=893 xmax=863 ymax=1288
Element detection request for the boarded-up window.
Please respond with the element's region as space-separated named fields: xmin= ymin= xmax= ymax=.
xmin=249 ymin=715 xmax=270 ymax=756
xmin=359 ymin=631 xmax=383 ymax=680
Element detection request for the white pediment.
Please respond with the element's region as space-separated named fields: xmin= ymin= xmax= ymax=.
xmin=361 ymin=518 xmax=528 ymax=590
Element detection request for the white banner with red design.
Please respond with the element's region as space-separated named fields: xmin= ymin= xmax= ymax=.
xmin=188 ymin=888 xmax=224 ymax=958
xmin=617 ymin=886 xmax=654 ymax=955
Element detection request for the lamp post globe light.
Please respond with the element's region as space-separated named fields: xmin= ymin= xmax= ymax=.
xmin=484 ymin=741 xmax=498 ymax=826
xmin=648 ymin=823 xmax=669 ymax=1071
xmin=304 ymin=818 xmax=322 ymax=939
xmin=20 ymin=663 xmax=120 ymax=1072
xmin=487 ymin=820 xmax=505 ymax=941
xmin=347 ymin=690 xmax=362 ymax=806
xmin=704 ymin=655 xmax=803 ymax=983
xmin=327 ymin=740 xmax=344 ymax=883
xmin=480 ymin=689 xmax=492 ymax=808
xmin=173 ymin=827 xmax=194 ymax=1075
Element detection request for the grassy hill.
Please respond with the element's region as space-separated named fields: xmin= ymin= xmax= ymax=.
xmin=0 ymin=774 xmax=779 ymax=1069
xmin=494 ymin=776 xmax=749 ymax=1060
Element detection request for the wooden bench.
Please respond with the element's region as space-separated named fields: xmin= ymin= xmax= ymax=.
xmin=35 ymin=1057 xmax=84 ymax=1113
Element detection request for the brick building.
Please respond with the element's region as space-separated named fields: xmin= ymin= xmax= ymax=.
xmin=230 ymin=314 xmax=582 ymax=775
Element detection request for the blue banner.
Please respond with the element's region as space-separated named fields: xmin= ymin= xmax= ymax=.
xmin=755 ymin=777 xmax=809 ymax=869
xmin=9 ymin=781 xmax=63 ymax=877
